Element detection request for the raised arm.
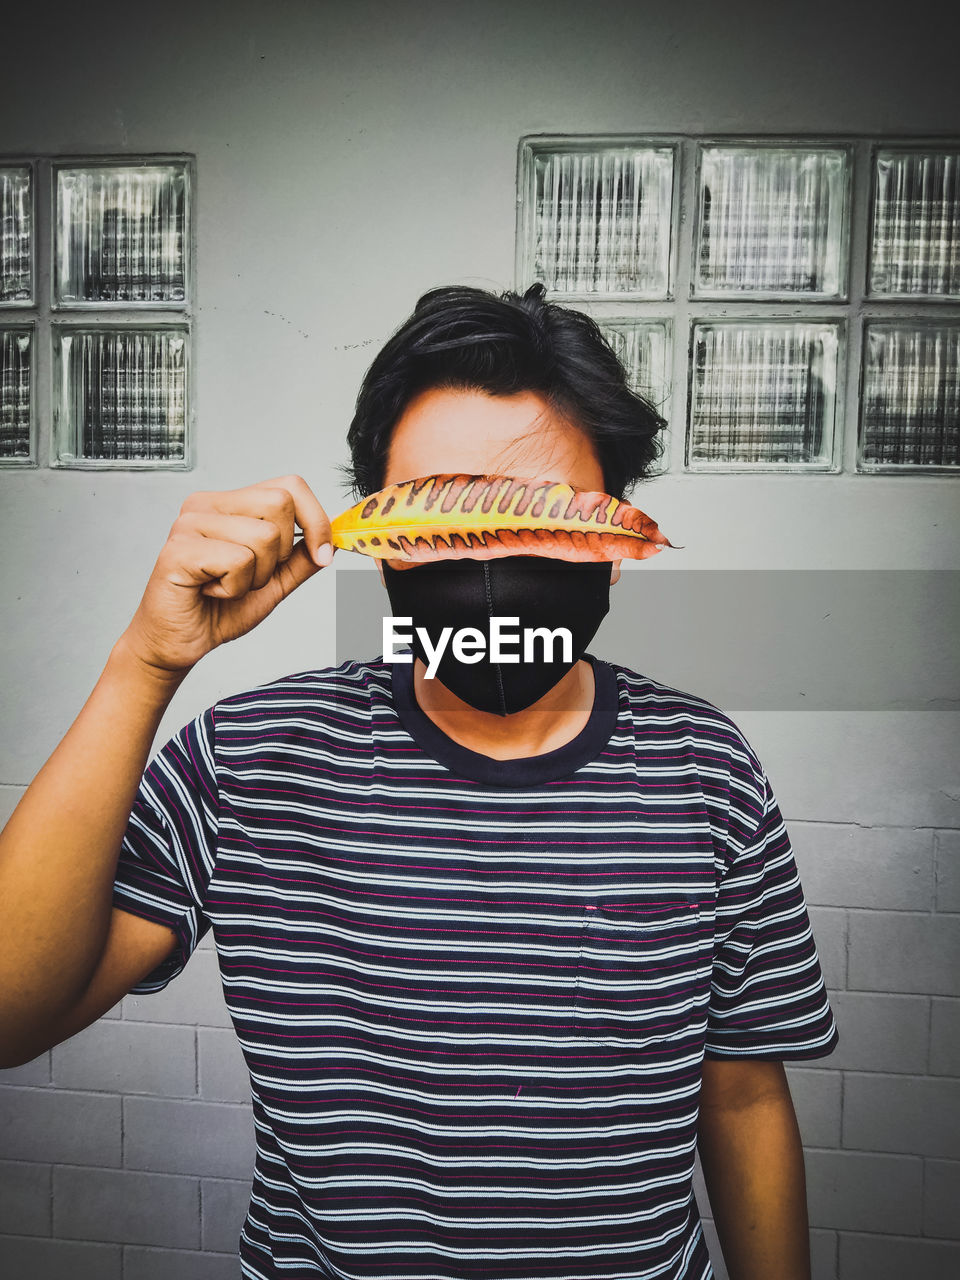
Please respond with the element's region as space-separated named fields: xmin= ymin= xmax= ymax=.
xmin=0 ymin=475 xmax=333 ymax=1067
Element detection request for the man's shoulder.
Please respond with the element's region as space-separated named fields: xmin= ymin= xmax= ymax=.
xmin=211 ymin=655 xmax=393 ymax=725
xmin=602 ymin=656 xmax=761 ymax=765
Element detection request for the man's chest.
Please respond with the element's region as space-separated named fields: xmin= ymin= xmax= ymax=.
xmin=204 ymin=776 xmax=721 ymax=1080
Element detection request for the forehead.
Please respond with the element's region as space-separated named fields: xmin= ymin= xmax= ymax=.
xmin=383 ymin=386 xmax=604 ymax=490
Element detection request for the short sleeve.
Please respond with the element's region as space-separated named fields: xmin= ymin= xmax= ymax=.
xmin=705 ymin=769 xmax=839 ymax=1060
xmin=112 ymin=705 xmax=219 ymax=993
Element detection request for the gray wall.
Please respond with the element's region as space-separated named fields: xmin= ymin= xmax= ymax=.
xmin=2 ymin=2 xmax=959 ymax=1277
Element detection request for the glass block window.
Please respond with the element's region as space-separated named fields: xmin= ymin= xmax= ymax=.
xmin=600 ymin=320 xmax=671 ymax=404
xmin=870 ymin=150 xmax=960 ymax=297
xmin=55 ymin=327 xmax=187 ymax=463
xmin=600 ymin=320 xmax=672 ymax=473
xmin=688 ymin=321 xmax=840 ymax=469
xmin=0 ymin=327 xmax=32 ymax=458
xmin=860 ymin=323 xmax=959 ymax=468
xmin=1 ymin=154 xmax=193 ymax=470
xmin=519 ymin=144 xmax=675 ymax=297
xmin=55 ymin=163 xmax=189 ymax=304
xmin=0 ymin=166 xmax=32 ymax=305
xmin=518 ymin=133 xmax=960 ymax=476
xmin=599 ymin=320 xmax=670 ymax=432
xmin=695 ymin=146 xmax=849 ymax=297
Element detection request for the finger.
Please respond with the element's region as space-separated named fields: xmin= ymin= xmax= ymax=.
xmin=181 ymin=486 xmax=296 ymax=563
xmin=175 ymin=511 xmax=284 ymax=590
xmin=205 ymin=538 xmax=324 ymax=615
xmin=183 ymin=477 xmax=331 ymax=566
xmin=270 ymin=538 xmax=327 ymax=601
xmin=165 ymin=535 xmax=258 ymax=599
xmin=256 ymin=475 xmax=333 ymax=567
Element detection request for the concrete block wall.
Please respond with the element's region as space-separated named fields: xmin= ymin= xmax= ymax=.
xmin=0 ymin=931 xmax=255 ymax=1279
xmin=2 ymin=1 xmax=959 ymax=1277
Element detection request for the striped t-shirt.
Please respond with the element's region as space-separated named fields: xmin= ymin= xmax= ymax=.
xmin=113 ymin=653 xmax=838 ymax=1280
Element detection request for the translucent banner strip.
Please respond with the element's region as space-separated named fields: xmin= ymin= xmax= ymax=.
xmin=334 ymin=568 xmax=960 ymax=712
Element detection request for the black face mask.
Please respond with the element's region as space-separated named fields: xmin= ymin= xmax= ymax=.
xmin=381 ymin=555 xmax=612 ymax=717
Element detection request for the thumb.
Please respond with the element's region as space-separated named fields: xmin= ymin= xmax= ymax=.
xmin=273 ymin=539 xmax=333 ymax=600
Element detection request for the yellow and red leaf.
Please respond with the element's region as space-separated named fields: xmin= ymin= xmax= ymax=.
xmin=330 ymin=474 xmax=676 ymax=563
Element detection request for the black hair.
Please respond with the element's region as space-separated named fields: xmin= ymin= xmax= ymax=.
xmin=340 ymin=282 xmax=665 ymax=500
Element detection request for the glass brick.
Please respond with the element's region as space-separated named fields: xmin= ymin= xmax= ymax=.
xmin=524 ymin=145 xmax=674 ymax=296
xmin=600 ymin=319 xmax=671 ymax=405
xmin=56 ymin=327 xmax=187 ymax=463
xmin=599 ymin=319 xmax=672 ymax=470
xmin=869 ymin=150 xmax=960 ymax=296
xmin=859 ymin=323 xmax=959 ymax=468
xmin=688 ymin=321 xmax=840 ymax=468
xmin=55 ymin=163 xmax=189 ymax=304
xmin=0 ymin=167 xmax=32 ymax=304
xmin=695 ymin=146 xmax=848 ymax=297
xmin=0 ymin=327 xmax=32 ymax=459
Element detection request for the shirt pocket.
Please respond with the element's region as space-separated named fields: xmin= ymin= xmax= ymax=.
xmin=573 ymin=895 xmax=711 ymax=1045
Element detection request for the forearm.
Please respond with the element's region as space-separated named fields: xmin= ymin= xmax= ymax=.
xmin=697 ymin=1071 xmax=811 ymax=1280
xmin=0 ymin=634 xmax=186 ymax=1053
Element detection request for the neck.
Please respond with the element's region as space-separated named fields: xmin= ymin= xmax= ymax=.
xmin=411 ymin=657 xmax=596 ymax=760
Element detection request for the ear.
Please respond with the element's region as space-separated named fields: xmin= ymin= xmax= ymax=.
xmin=610 ymin=559 xmax=622 ymax=586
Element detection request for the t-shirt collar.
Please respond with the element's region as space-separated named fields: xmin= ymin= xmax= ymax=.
xmin=389 ymin=652 xmax=619 ymax=786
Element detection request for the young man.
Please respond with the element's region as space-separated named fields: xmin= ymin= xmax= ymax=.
xmin=0 ymin=284 xmax=838 ymax=1280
